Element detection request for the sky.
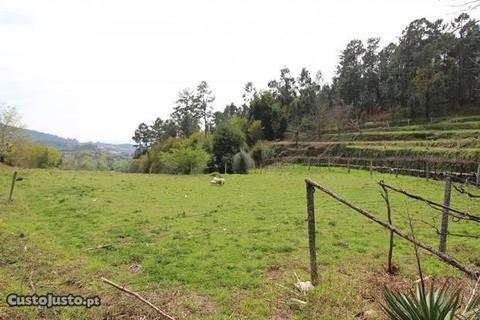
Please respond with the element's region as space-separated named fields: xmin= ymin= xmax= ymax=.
xmin=0 ymin=0 xmax=476 ymax=143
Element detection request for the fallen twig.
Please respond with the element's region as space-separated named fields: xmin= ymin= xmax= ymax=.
xmin=85 ymin=244 xmax=113 ymax=251
xmin=290 ymin=298 xmax=307 ymax=305
xmin=463 ymin=277 xmax=480 ymax=314
xmin=28 ymin=270 xmax=35 ymax=292
xmin=101 ymin=277 xmax=176 ymax=320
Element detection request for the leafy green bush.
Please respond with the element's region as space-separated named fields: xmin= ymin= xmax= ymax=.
xmin=6 ymin=142 xmax=61 ymax=168
xmin=232 ymin=149 xmax=254 ymax=174
xmin=164 ymin=145 xmax=209 ymax=174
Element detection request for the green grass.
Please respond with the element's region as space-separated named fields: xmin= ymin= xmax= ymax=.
xmin=0 ymin=165 xmax=479 ymax=319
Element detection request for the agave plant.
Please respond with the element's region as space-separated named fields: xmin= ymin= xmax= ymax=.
xmin=382 ymin=216 xmax=479 ymax=320
xmin=382 ymin=283 xmax=460 ymax=320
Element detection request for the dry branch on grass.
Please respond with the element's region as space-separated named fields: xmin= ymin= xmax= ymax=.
xmin=101 ymin=277 xmax=176 ymax=320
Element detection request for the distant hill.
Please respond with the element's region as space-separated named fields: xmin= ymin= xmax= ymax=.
xmin=23 ymin=128 xmax=135 ymax=156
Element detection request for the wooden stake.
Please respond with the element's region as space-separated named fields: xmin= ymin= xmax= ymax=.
xmin=425 ymin=162 xmax=430 ymax=181
xmin=476 ymin=163 xmax=480 ymax=187
xmin=306 ymin=182 xmax=319 ymax=286
xmin=347 ymin=159 xmax=350 ymax=174
xmin=439 ymin=177 xmax=451 ymax=253
xmin=8 ymin=171 xmax=18 ymax=202
xmin=369 ymin=160 xmax=373 ymax=175
xmin=101 ymin=277 xmax=176 ymax=320
xmin=380 ymin=183 xmax=394 ymax=274
xmin=395 ymin=161 xmax=399 ymax=178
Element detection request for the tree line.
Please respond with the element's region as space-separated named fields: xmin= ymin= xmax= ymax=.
xmin=132 ymin=14 xmax=480 ymax=174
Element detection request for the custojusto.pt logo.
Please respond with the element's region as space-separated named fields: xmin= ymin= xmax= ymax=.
xmin=6 ymin=293 xmax=101 ymax=308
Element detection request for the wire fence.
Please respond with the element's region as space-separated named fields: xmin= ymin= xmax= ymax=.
xmin=304 ymin=178 xmax=480 ymax=285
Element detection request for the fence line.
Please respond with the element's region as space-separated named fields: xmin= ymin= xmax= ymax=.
xmin=305 ymin=178 xmax=479 ymax=284
xmin=267 ymin=156 xmax=479 ymax=183
xmin=379 ymin=181 xmax=480 ymax=223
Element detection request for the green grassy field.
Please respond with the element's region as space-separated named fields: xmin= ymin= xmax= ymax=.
xmin=0 ymin=165 xmax=479 ymax=319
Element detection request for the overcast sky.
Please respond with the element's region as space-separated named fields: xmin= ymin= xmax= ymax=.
xmin=0 ymin=0 xmax=475 ymax=143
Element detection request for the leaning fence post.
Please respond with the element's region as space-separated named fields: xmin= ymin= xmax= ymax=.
xmin=439 ymin=177 xmax=451 ymax=253
xmin=306 ymin=181 xmax=319 ymax=286
xmin=8 ymin=171 xmax=18 ymax=202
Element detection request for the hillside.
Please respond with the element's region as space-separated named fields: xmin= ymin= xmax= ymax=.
xmin=273 ymin=116 xmax=480 ymax=174
xmin=23 ymin=128 xmax=135 ymax=156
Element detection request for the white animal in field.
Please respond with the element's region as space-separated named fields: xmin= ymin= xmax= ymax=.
xmin=210 ymin=177 xmax=225 ymax=185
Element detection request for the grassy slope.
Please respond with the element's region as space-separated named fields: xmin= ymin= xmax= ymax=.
xmin=0 ymin=166 xmax=478 ymax=319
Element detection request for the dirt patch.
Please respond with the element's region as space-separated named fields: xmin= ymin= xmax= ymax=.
xmin=265 ymin=265 xmax=282 ymax=281
xmin=100 ymin=285 xmax=218 ymax=320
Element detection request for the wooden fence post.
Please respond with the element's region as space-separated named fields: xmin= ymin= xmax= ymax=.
xmin=306 ymin=181 xmax=319 ymax=286
xmin=370 ymin=160 xmax=373 ymax=175
xmin=425 ymin=161 xmax=430 ymax=181
xmin=328 ymin=160 xmax=331 ymax=170
xmin=395 ymin=161 xmax=399 ymax=178
xmin=347 ymin=159 xmax=350 ymax=174
xmin=8 ymin=171 xmax=18 ymax=202
xmin=439 ymin=177 xmax=451 ymax=253
xmin=380 ymin=184 xmax=395 ymax=274
xmin=476 ymin=163 xmax=480 ymax=187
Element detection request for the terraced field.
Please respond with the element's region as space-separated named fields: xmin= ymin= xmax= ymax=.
xmin=274 ymin=116 xmax=480 ymax=173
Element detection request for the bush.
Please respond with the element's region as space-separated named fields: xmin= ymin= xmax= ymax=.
xmin=247 ymin=120 xmax=263 ymax=145
xmin=6 ymin=142 xmax=61 ymax=168
xmin=250 ymin=143 xmax=272 ymax=166
xmin=232 ymin=149 xmax=254 ymax=174
xmin=164 ymin=146 xmax=209 ymax=174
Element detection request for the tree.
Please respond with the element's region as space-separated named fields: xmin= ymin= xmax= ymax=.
xmin=335 ymin=39 xmax=366 ymax=115
xmin=171 ymin=89 xmax=201 ymax=137
xmin=196 ymin=81 xmax=215 ymax=137
xmin=249 ymin=91 xmax=287 ymax=140
xmin=247 ymin=120 xmax=263 ymax=145
xmin=268 ymin=67 xmax=297 ymax=107
xmin=0 ymin=104 xmax=24 ymax=163
xmin=362 ymin=38 xmax=381 ymax=114
xmin=212 ymin=121 xmax=246 ymax=173
xmin=242 ymin=82 xmax=257 ymax=115
xmin=132 ymin=122 xmax=154 ymax=172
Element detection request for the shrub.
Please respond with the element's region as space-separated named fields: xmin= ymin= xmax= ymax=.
xmin=250 ymin=143 xmax=272 ymax=166
xmin=165 ymin=146 xmax=209 ymax=174
xmin=6 ymin=142 xmax=61 ymax=168
xmin=232 ymin=149 xmax=254 ymax=174
xmin=247 ymin=120 xmax=263 ymax=145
